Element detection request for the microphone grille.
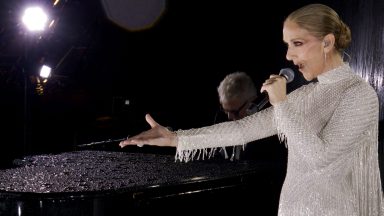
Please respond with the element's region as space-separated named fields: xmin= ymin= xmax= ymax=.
xmin=279 ymin=68 xmax=295 ymax=83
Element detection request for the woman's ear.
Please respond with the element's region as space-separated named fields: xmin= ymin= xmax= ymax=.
xmin=323 ymin=34 xmax=335 ymax=51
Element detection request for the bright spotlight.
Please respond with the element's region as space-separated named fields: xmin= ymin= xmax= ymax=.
xmin=22 ymin=7 xmax=48 ymax=32
xmin=40 ymin=65 xmax=52 ymax=78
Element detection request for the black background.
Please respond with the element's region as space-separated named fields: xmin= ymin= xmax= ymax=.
xmin=0 ymin=0 xmax=383 ymax=167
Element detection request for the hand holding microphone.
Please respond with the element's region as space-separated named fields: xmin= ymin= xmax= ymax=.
xmin=257 ymin=68 xmax=294 ymax=110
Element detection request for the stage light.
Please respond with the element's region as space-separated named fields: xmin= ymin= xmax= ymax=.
xmin=22 ymin=6 xmax=48 ymax=32
xmin=40 ymin=65 xmax=52 ymax=78
xmin=53 ymin=0 xmax=60 ymax=6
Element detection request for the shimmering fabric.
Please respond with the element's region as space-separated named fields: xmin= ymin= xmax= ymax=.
xmin=175 ymin=64 xmax=384 ymax=215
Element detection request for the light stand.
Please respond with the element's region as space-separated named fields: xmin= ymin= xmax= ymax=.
xmin=21 ymin=6 xmax=48 ymax=156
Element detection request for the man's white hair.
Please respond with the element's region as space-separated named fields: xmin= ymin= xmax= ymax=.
xmin=217 ymin=71 xmax=257 ymax=103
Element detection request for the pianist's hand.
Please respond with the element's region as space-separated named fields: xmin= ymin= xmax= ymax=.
xmin=119 ymin=114 xmax=177 ymax=148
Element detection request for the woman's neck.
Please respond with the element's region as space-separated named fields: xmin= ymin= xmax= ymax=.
xmin=324 ymin=52 xmax=344 ymax=72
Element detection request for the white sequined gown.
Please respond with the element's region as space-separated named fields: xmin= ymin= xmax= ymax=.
xmin=175 ymin=64 xmax=384 ymax=215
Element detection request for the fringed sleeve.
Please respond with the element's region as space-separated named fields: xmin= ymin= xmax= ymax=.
xmin=352 ymin=120 xmax=384 ymax=215
xmin=175 ymin=106 xmax=278 ymax=162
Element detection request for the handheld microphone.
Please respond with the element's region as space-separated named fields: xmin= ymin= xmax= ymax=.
xmin=252 ymin=68 xmax=295 ymax=112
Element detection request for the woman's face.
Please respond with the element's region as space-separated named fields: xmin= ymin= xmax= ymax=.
xmin=283 ymin=20 xmax=325 ymax=81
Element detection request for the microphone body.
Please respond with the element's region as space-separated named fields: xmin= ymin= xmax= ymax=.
xmin=254 ymin=93 xmax=270 ymax=112
xmin=252 ymin=68 xmax=295 ymax=112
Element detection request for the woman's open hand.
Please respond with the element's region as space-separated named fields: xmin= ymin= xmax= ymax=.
xmin=119 ymin=114 xmax=177 ymax=148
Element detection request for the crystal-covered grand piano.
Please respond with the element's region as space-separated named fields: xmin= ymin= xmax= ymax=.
xmin=0 ymin=150 xmax=285 ymax=215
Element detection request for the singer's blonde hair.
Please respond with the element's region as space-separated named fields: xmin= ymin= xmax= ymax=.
xmin=285 ymin=4 xmax=351 ymax=53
